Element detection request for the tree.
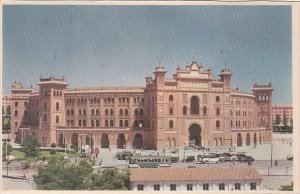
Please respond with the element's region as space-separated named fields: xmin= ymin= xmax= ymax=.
xmin=2 ymin=106 xmax=5 ymax=115
xmin=34 ymin=155 xmax=130 ymax=190
xmin=275 ymin=115 xmax=281 ymax=125
xmin=6 ymin=105 xmax=11 ymax=116
xmin=282 ymin=115 xmax=288 ymax=126
xmin=90 ymin=168 xmax=130 ymax=190
xmin=2 ymin=117 xmax=11 ymax=133
xmin=34 ymin=156 xmax=93 ymax=190
xmin=20 ymin=134 xmax=41 ymax=158
xmin=2 ymin=143 xmax=13 ymax=160
xmin=280 ymin=182 xmax=293 ymax=191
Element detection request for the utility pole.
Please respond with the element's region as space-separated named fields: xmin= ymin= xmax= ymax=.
xmin=270 ymin=142 xmax=273 ymax=167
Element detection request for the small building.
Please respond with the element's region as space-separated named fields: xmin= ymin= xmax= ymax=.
xmin=130 ymin=167 xmax=262 ymax=191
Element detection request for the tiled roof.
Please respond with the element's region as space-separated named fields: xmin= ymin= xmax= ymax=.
xmin=130 ymin=167 xmax=262 ymax=182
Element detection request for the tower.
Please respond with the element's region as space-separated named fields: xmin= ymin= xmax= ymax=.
xmin=38 ymin=77 xmax=67 ymax=146
xmin=252 ymin=83 xmax=273 ymax=143
xmin=219 ymin=67 xmax=232 ymax=90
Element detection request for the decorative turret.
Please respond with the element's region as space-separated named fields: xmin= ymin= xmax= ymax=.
xmin=153 ymin=66 xmax=167 ymax=89
xmin=219 ymin=66 xmax=232 ymax=90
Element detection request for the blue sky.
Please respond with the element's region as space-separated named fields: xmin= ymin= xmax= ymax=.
xmin=3 ymin=5 xmax=291 ymax=104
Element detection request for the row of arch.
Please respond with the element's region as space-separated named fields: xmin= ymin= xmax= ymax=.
xmin=236 ymin=132 xmax=262 ymax=147
xmin=67 ymin=133 xmax=144 ymax=149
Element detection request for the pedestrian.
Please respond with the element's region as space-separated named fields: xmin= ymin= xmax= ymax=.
xmin=275 ymin=160 xmax=278 ymax=166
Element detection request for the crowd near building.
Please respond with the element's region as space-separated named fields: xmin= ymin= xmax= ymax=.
xmin=272 ymin=104 xmax=293 ymax=126
xmin=129 ymin=167 xmax=262 ymax=191
xmin=9 ymin=58 xmax=273 ymax=149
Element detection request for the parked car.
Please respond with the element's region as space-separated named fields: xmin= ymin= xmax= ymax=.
xmin=287 ymin=155 xmax=293 ymax=161
xmin=236 ymin=153 xmax=254 ymax=163
xmin=184 ymin=156 xmax=195 ymax=162
xmin=197 ymin=153 xmax=224 ymax=164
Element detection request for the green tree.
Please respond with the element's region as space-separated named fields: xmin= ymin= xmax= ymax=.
xmin=282 ymin=115 xmax=288 ymax=126
xmin=21 ymin=134 xmax=41 ymax=158
xmin=2 ymin=143 xmax=13 ymax=160
xmin=275 ymin=115 xmax=281 ymax=125
xmin=2 ymin=106 xmax=5 ymax=115
xmin=280 ymin=182 xmax=293 ymax=191
xmin=90 ymin=168 xmax=130 ymax=190
xmin=2 ymin=117 xmax=11 ymax=133
xmin=34 ymin=156 xmax=93 ymax=190
xmin=6 ymin=105 xmax=11 ymax=116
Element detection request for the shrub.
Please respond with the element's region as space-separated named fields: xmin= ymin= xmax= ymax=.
xmin=50 ymin=143 xmax=57 ymax=148
xmin=50 ymin=150 xmax=56 ymax=155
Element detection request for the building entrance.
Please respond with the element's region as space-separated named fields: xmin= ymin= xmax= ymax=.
xmin=188 ymin=124 xmax=201 ymax=146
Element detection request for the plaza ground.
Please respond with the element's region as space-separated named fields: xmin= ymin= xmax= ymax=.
xmin=2 ymin=133 xmax=293 ymax=190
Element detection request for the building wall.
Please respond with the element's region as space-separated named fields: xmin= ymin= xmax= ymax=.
xmin=272 ymin=104 xmax=293 ymax=125
xmin=2 ymin=95 xmax=11 ymax=115
xmin=130 ymin=180 xmax=262 ymax=191
xmin=10 ymin=61 xmax=273 ymax=147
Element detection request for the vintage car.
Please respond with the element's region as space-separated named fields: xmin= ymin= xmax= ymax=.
xmin=196 ymin=153 xmax=224 ymax=164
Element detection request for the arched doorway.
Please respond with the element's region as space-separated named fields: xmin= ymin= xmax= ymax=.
xmin=190 ymin=96 xmax=199 ymax=114
xmin=133 ymin=133 xmax=143 ymax=149
xmin=101 ymin=133 xmax=109 ymax=148
xmin=246 ymin=133 xmax=251 ymax=146
xmin=85 ymin=135 xmax=94 ymax=148
xmin=117 ymin=133 xmax=126 ymax=149
xmin=259 ymin=133 xmax=262 ymax=144
xmin=188 ymin=124 xmax=201 ymax=146
xmin=167 ymin=138 xmax=171 ymax=148
xmin=253 ymin=133 xmax=257 ymax=145
xmin=58 ymin=134 xmax=65 ymax=147
xmin=237 ymin=133 xmax=243 ymax=147
xmin=71 ymin=133 xmax=78 ymax=146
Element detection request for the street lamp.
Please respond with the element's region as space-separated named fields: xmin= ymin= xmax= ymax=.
xmin=270 ymin=142 xmax=273 ymax=167
xmin=183 ymin=143 xmax=186 ymax=163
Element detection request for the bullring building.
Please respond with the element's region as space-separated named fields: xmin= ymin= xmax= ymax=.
xmin=10 ymin=59 xmax=273 ymax=149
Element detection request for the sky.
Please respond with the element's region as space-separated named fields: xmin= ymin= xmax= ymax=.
xmin=3 ymin=5 xmax=291 ymax=104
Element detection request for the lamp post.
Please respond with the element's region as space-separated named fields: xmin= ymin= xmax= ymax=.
xmin=183 ymin=143 xmax=186 ymax=163
xmin=270 ymin=142 xmax=273 ymax=167
xmin=6 ymin=135 xmax=9 ymax=176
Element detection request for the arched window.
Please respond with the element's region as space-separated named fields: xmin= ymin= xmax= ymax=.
xmin=53 ymin=91 xmax=56 ymax=96
xmin=71 ymin=120 xmax=74 ymax=126
xmin=110 ymin=109 xmax=114 ymax=115
xmin=134 ymin=120 xmax=139 ymax=127
xmin=169 ymin=120 xmax=174 ymax=128
xmin=169 ymin=107 xmax=173 ymax=115
xmin=125 ymin=109 xmax=129 ymax=115
xmin=44 ymin=102 xmax=47 ymax=110
xmin=203 ymin=106 xmax=207 ymax=115
xmin=110 ymin=120 xmax=114 ymax=127
xmin=119 ymin=120 xmax=123 ymax=127
xmin=83 ymin=120 xmax=86 ymax=127
xmin=96 ymin=109 xmax=100 ymax=115
xmin=67 ymin=109 xmax=70 ymax=116
xmin=105 ymin=120 xmax=108 ymax=127
xmin=190 ymin=96 xmax=199 ymax=114
xmin=216 ymin=120 xmax=220 ymax=128
xmin=43 ymin=114 xmax=47 ymax=121
xmin=105 ymin=109 xmax=108 ymax=115
xmin=14 ymin=110 xmax=18 ymax=116
xmin=183 ymin=106 xmax=187 ymax=115
xmin=169 ymin=95 xmax=174 ymax=102
xmin=216 ymin=96 xmax=220 ymax=102
xmin=134 ymin=108 xmax=139 ymax=116
xmin=71 ymin=109 xmax=74 ymax=115
xmin=231 ymin=120 xmax=233 ymax=127
xmin=119 ymin=109 xmax=123 ymax=115
xmin=15 ymin=102 xmax=18 ymax=107
xmin=125 ymin=120 xmax=129 ymax=127
xmin=139 ymin=120 xmax=144 ymax=127
xmin=96 ymin=120 xmax=100 ymax=127
xmin=83 ymin=109 xmax=86 ymax=115
xmin=79 ymin=109 xmax=82 ymax=115
xmin=139 ymin=109 xmax=144 ymax=116
xmin=56 ymin=115 xmax=59 ymax=123
xmin=91 ymin=109 xmax=95 ymax=115
xmin=216 ymin=108 xmax=220 ymax=116
xmin=60 ymin=91 xmax=62 ymax=96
